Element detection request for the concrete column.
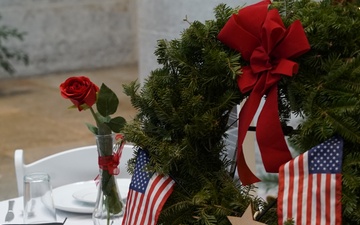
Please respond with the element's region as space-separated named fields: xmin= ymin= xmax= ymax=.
xmin=136 ymin=0 xmax=257 ymax=84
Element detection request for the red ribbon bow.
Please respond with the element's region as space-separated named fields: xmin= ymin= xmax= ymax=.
xmin=98 ymin=153 xmax=121 ymax=175
xmin=98 ymin=134 xmax=125 ymax=175
xmin=218 ymin=0 xmax=310 ymax=185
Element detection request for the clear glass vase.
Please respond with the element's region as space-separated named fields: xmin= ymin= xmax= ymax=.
xmin=93 ymin=134 xmax=124 ymax=225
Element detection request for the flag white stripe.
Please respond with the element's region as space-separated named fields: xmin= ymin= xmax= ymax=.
xmin=311 ymin=175 xmax=317 ymax=225
xmin=330 ymin=174 xmax=336 ymax=225
xmin=292 ymin=156 xmax=299 ymax=219
xmin=301 ymin=153 xmax=308 ymax=225
xmin=282 ymin=162 xmax=290 ymax=223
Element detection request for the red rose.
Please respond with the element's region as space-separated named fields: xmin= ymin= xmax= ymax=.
xmin=60 ymin=76 xmax=99 ymax=111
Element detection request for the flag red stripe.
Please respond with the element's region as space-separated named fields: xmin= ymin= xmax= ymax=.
xmin=335 ymin=174 xmax=342 ymax=225
xmin=122 ymin=191 xmax=129 ymax=222
xmin=316 ymin=174 xmax=322 ymax=225
xmin=306 ymin=155 xmax=313 ymax=224
xmin=325 ymin=174 xmax=331 ymax=225
xmin=287 ymin=159 xmax=295 ymax=220
xmin=330 ymin=174 xmax=335 ymax=225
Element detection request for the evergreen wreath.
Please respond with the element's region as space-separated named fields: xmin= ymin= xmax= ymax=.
xmin=122 ymin=0 xmax=360 ymax=224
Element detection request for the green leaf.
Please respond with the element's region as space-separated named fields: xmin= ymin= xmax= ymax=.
xmin=86 ymin=123 xmax=98 ymax=135
xmin=80 ymin=103 xmax=90 ymax=110
xmin=67 ymin=105 xmax=77 ymax=109
xmin=68 ymin=103 xmax=89 ymax=110
xmin=105 ymin=116 xmax=126 ymax=133
xmin=97 ymin=83 xmax=119 ymax=117
xmin=96 ymin=112 xmax=111 ymax=123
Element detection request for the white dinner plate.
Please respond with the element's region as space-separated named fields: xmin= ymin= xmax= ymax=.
xmin=53 ymin=178 xmax=131 ymax=214
xmin=72 ymin=180 xmax=130 ymax=204
xmin=72 ymin=187 xmax=98 ymax=204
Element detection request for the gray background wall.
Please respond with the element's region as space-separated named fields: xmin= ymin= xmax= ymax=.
xmin=136 ymin=0 xmax=254 ymax=84
xmin=0 ymin=0 xmax=137 ymax=77
xmin=0 ymin=0 xmax=257 ymax=78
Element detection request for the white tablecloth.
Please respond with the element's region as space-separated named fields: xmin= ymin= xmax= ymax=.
xmin=0 ymin=196 xmax=104 ymax=225
xmin=0 ymin=179 xmax=131 ymax=225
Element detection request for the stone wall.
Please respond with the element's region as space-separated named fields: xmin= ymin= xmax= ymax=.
xmin=0 ymin=0 xmax=137 ymax=77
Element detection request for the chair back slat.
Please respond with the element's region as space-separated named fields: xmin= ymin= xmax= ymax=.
xmin=14 ymin=144 xmax=134 ymax=196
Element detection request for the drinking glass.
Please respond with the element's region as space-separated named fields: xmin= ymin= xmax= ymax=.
xmin=23 ymin=172 xmax=57 ymax=224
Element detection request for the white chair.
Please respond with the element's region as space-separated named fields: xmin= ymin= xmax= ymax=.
xmin=14 ymin=144 xmax=135 ymax=196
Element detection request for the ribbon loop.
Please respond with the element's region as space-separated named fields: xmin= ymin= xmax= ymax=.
xmin=250 ymin=46 xmax=272 ymax=73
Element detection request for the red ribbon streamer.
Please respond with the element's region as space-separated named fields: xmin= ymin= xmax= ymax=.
xmin=218 ymin=0 xmax=310 ymax=185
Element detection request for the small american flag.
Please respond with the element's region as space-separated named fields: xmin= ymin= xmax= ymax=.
xmin=277 ymin=136 xmax=343 ymax=225
xmin=122 ymin=148 xmax=175 ymax=225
